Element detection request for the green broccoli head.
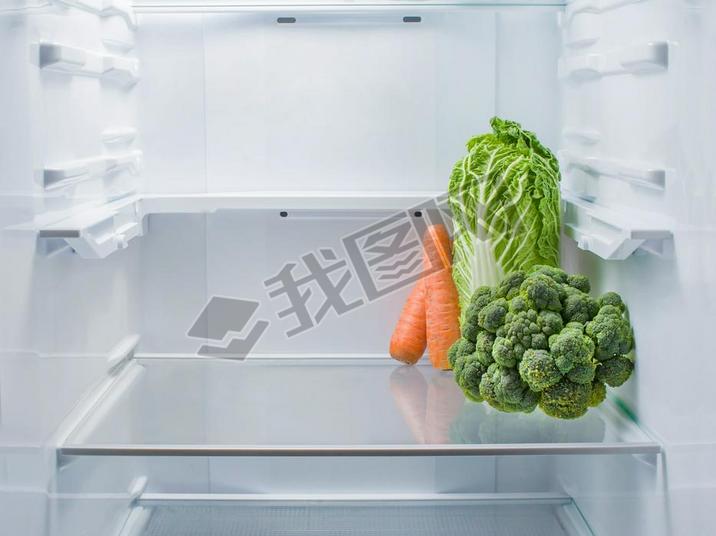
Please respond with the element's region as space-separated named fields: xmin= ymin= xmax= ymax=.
xmin=595 ymin=356 xmax=634 ymax=387
xmin=494 ymin=271 xmax=526 ymax=300
xmin=564 ymin=321 xmax=585 ymax=332
xmin=477 ymin=298 xmax=509 ymax=333
xmin=480 ymin=363 xmax=538 ymax=413
xmin=448 ymin=338 xmax=476 ymax=369
xmin=598 ymin=291 xmax=626 ymax=313
xmin=492 ymin=337 xmax=519 ymax=368
xmin=548 ymin=327 xmax=595 ymax=375
xmin=457 ymin=355 xmax=488 ymax=402
xmin=589 ymin=381 xmax=607 ymax=407
xmin=567 ymin=274 xmax=591 ymax=294
xmin=585 ymin=306 xmax=633 ymax=360
xmin=518 ymin=349 xmax=561 ymax=392
xmin=528 ymin=265 xmax=569 ymax=285
xmin=539 ymin=378 xmax=591 ymax=419
xmin=520 ymin=274 xmax=563 ymax=312
xmin=562 ymin=286 xmax=600 ymax=324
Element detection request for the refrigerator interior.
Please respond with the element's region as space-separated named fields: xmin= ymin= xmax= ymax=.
xmin=0 ymin=0 xmax=714 ymax=535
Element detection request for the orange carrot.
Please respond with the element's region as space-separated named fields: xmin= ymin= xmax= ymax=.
xmin=389 ymin=278 xmax=427 ymax=365
xmin=423 ymin=224 xmax=460 ymax=370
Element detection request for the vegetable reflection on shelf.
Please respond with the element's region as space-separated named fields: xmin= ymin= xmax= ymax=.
xmin=389 ymin=366 xmax=607 ymax=445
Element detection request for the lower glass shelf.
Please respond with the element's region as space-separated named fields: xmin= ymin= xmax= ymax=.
xmin=59 ymin=357 xmax=658 ymax=458
xmin=122 ymin=497 xmax=592 ymax=536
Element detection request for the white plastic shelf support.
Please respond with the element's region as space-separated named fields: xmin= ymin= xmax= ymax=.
xmin=560 ymin=151 xmax=667 ymax=190
xmin=559 ymin=41 xmax=669 ymax=81
xmin=562 ymin=191 xmax=672 ymax=260
xmin=38 ymin=195 xmax=146 ymax=259
xmin=38 ymin=42 xmax=140 ymax=86
xmin=43 ymin=150 xmax=142 ymax=191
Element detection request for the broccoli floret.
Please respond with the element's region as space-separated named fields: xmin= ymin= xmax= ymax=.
xmin=585 ymin=307 xmax=633 ymax=360
xmin=589 ymin=381 xmax=607 ymax=407
xmin=566 ymin=360 xmax=597 ymax=384
xmin=492 ymin=337 xmax=518 ymax=367
xmin=548 ymin=328 xmax=595 ymax=374
xmin=562 ymin=287 xmax=600 ymax=324
xmin=448 ymin=338 xmax=476 ymax=369
xmin=480 ymin=363 xmax=538 ymax=413
xmin=461 ymin=287 xmax=494 ymax=342
xmin=520 ymin=274 xmax=562 ymax=312
xmin=457 ymin=355 xmax=488 ymax=402
xmin=528 ymin=265 xmax=568 ymax=284
xmin=564 ymin=321 xmax=585 ymax=332
xmin=539 ymin=379 xmax=591 ymax=419
xmin=477 ymin=298 xmax=509 ymax=333
xmin=494 ymin=271 xmax=526 ymax=300
xmin=519 ymin=349 xmax=561 ymax=392
xmin=595 ymin=356 xmax=634 ymax=387
xmin=598 ymin=291 xmax=626 ymax=313
xmin=567 ymin=274 xmax=591 ymax=293
xmin=509 ymin=296 xmax=529 ymax=313
xmin=537 ymin=310 xmax=563 ymax=337
xmin=475 ymin=331 xmax=496 ymax=366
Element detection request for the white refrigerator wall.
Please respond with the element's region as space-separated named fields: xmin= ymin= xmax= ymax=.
xmin=560 ymin=1 xmax=716 ymax=534
xmin=0 ymin=6 xmax=142 ymax=536
xmin=135 ymin=7 xmax=562 ymax=355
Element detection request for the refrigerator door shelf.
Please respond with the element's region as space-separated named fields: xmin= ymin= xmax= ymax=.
xmin=58 ymin=357 xmax=660 ymax=459
xmin=37 ymin=195 xmax=146 ymax=259
xmin=558 ymin=41 xmax=669 ymax=81
xmin=562 ymin=192 xmax=672 ymax=260
xmin=43 ymin=150 xmax=143 ymax=191
xmin=559 ymin=151 xmax=667 ymax=191
xmin=38 ymin=42 xmax=140 ymax=86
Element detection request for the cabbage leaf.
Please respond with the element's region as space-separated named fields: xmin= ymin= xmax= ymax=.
xmin=449 ymin=117 xmax=561 ymax=316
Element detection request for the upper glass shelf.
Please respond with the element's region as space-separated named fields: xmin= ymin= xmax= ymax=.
xmin=61 ymin=357 xmax=658 ymax=457
xmin=134 ymin=1 xmax=566 ymax=8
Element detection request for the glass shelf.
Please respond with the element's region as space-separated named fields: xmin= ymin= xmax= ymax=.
xmin=60 ymin=357 xmax=659 ymax=457
xmin=125 ymin=497 xmax=592 ymax=536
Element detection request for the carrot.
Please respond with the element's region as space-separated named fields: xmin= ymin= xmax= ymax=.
xmin=423 ymin=224 xmax=460 ymax=370
xmin=389 ymin=278 xmax=427 ymax=365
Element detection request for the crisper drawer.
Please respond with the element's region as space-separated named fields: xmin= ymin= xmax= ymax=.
xmin=118 ymin=497 xmax=592 ymax=536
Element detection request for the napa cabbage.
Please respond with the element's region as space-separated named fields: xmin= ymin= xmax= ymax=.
xmin=448 ymin=117 xmax=562 ymax=316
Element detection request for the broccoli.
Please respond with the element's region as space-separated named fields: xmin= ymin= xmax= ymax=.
xmin=480 ymin=363 xmax=538 ymax=413
xmin=452 ymin=269 xmax=636 ymax=419
xmin=585 ymin=306 xmax=633 ymax=360
xmin=598 ymin=291 xmax=626 ymax=313
xmin=528 ymin=264 xmax=569 ymax=285
xmin=494 ymin=271 xmax=526 ymax=300
xmin=477 ymin=298 xmax=509 ymax=333
xmin=461 ymin=286 xmax=494 ymax=342
xmin=539 ymin=379 xmax=591 ymax=419
xmin=448 ymin=338 xmax=476 ymax=369
xmin=548 ymin=328 xmax=595 ymax=375
xmin=567 ymin=274 xmax=591 ymax=293
xmin=520 ymin=274 xmax=562 ymax=312
xmin=457 ymin=355 xmax=488 ymax=402
xmin=519 ymin=349 xmax=561 ymax=391
xmin=562 ymin=286 xmax=600 ymax=324
xmin=475 ymin=331 xmax=496 ymax=366
xmin=589 ymin=381 xmax=607 ymax=407
xmin=595 ymin=356 xmax=634 ymax=387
